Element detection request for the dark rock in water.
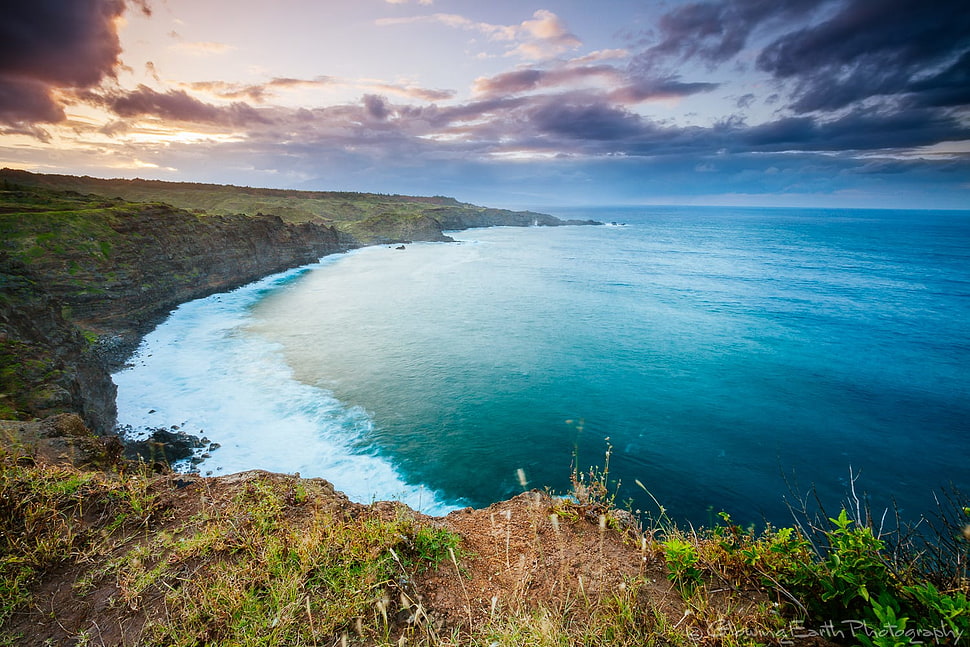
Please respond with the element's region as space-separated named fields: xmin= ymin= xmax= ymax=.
xmin=123 ymin=427 xmax=207 ymax=466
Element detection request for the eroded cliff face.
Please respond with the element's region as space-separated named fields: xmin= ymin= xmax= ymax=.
xmin=62 ymin=207 xmax=346 ymax=358
xmin=0 ymin=256 xmax=117 ymax=433
xmin=1 ymin=201 xmax=346 ymax=433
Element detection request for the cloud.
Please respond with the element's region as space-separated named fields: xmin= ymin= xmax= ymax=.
xmin=609 ymin=76 xmax=719 ymax=104
xmin=907 ymin=50 xmax=970 ymax=108
xmin=474 ymin=66 xmax=620 ymax=97
xmin=630 ymin=0 xmax=969 ymax=117
xmin=632 ymin=0 xmax=820 ymax=72
xmin=367 ymin=82 xmax=455 ymax=102
xmin=473 ymin=64 xmax=715 ymax=105
xmin=762 ymin=109 xmax=970 ymax=152
xmin=145 ymin=61 xmax=161 ymax=83
xmin=98 ymin=84 xmax=268 ymax=126
xmin=186 ymin=77 xmax=337 ymax=102
xmin=378 ymin=9 xmax=580 ymax=61
xmin=756 ymin=0 xmax=970 ymax=113
xmin=508 ymin=10 xmax=581 ymax=60
xmin=184 ymin=76 xmax=454 ymax=105
xmin=363 ymin=94 xmax=390 ymax=121
xmin=0 ymin=0 xmax=137 ymax=126
xmin=528 ymin=100 xmax=643 ymax=141
xmin=170 ymin=40 xmax=236 ymax=56
xmin=569 ymin=49 xmax=630 ymax=64
xmin=474 ymin=69 xmax=547 ymax=96
xmin=376 ymin=13 xmax=511 ymax=38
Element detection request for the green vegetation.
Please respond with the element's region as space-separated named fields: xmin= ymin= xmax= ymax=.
xmin=0 ymin=184 xmax=126 ymax=283
xmin=0 ymin=454 xmax=464 ymax=646
xmin=129 ymin=478 xmax=461 ymax=645
xmin=543 ymin=442 xmax=970 ymax=646
xmin=1 ymin=169 xmax=547 ymax=245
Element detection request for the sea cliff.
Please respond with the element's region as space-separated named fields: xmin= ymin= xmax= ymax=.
xmin=0 ymin=169 xmax=596 ymax=433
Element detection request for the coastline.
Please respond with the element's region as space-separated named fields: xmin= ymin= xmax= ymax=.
xmin=2 ymin=180 xmax=964 ymax=646
xmin=0 ymin=170 xmax=598 ymax=442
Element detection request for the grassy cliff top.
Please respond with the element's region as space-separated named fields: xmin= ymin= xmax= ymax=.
xmin=1 ymin=168 xmax=463 ymax=222
xmin=0 ymin=434 xmax=967 ymax=646
xmin=0 ymin=169 xmax=568 ymax=244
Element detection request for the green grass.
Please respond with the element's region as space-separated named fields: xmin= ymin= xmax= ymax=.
xmin=1 ymin=169 xmax=543 ymax=246
xmin=0 ymin=447 xmax=966 ymax=645
xmin=0 ymin=457 xmax=464 ymax=645
xmin=133 ymin=476 xmax=462 ymax=645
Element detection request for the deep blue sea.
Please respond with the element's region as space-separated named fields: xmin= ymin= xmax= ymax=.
xmin=114 ymin=206 xmax=970 ymax=527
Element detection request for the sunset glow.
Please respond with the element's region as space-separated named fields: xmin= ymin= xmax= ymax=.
xmin=1 ymin=0 xmax=968 ymax=208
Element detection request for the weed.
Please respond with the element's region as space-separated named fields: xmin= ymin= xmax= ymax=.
xmin=663 ymin=536 xmax=703 ymax=595
xmin=567 ymin=436 xmax=623 ymax=520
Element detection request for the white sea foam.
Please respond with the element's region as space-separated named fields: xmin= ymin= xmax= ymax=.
xmin=112 ymin=258 xmax=458 ymax=515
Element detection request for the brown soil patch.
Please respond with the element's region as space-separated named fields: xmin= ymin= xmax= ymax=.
xmin=418 ymin=491 xmax=679 ymax=631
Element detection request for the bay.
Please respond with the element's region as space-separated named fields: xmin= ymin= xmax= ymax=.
xmin=115 ymin=206 xmax=970 ymax=526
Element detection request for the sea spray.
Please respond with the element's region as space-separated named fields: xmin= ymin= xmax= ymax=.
xmin=113 ymin=255 xmax=460 ymax=515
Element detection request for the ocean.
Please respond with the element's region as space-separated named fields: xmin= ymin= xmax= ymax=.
xmin=113 ymin=206 xmax=970 ymax=526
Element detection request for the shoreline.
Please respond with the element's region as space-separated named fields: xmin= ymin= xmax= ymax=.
xmin=0 ymin=171 xmax=598 ymax=445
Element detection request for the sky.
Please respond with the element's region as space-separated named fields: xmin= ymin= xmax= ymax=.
xmin=1 ymin=0 xmax=969 ymax=209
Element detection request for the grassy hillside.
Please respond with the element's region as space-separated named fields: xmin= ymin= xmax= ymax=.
xmin=0 ymin=170 xmax=569 ymax=244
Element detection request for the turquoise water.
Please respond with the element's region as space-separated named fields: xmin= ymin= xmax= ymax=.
xmin=115 ymin=206 xmax=970 ymax=525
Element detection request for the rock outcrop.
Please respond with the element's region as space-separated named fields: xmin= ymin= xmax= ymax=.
xmin=431 ymin=206 xmax=600 ymax=229
xmin=60 ymin=207 xmax=345 ymax=359
xmin=0 ymin=256 xmax=117 ymax=432
xmin=0 ymin=413 xmax=124 ymax=469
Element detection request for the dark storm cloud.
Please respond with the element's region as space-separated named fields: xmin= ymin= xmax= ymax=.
xmin=756 ymin=0 xmax=970 ymax=113
xmin=907 ymin=50 xmax=970 ymax=108
xmin=632 ymin=0 xmax=822 ymax=72
xmin=632 ymin=0 xmax=970 ymax=117
xmin=0 ymin=78 xmax=66 ymax=126
xmin=0 ymin=0 xmax=139 ymax=126
xmin=528 ymin=101 xmax=644 ymax=141
xmin=738 ymin=108 xmax=970 ymax=152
